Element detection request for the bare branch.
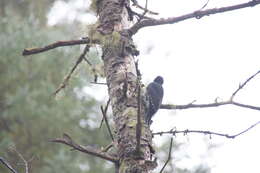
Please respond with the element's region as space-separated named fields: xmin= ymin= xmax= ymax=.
xmin=11 ymin=148 xmax=29 ymax=173
xmin=161 ymin=101 xmax=228 ymax=110
xmin=101 ymin=142 xmax=114 ymax=152
xmin=159 ymin=138 xmax=173 ymax=173
xmin=153 ymin=121 xmax=260 ymax=138
xmin=231 ymin=70 xmax=260 ymax=100
xmin=22 ymin=38 xmax=99 ymax=56
xmin=161 ymin=100 xmax=260 ymax=111
xmin=0 ymin=157 xmax=19 ymax=173
xmin=199 ymin=0 xmax=210 ymax=11
xmin=232 ymin=101 xmax=260 ymax=111
xmin=134 ymin=60 xmax=141 ymax=77
xmin=53 ymin=45 xmax=90 ymax=95
xmin=129 ymin=0 xmax=260 ymax=35
xmin=50 ymin=133 xmax=118 ymax=163
xmin=161 ymin=69 xmax=260 ymax=111
xmin=91 ymin=82 xmax=107 ymax=85
xmin=82 ymin=56 xmax=99 ymax=83
xmin=131 ymin=10 xmax=154 ymax=20
xmin=100 ymin=100 xmax=114 ymax=141
xmin=137 ymin=0 xmax=148 ymax=22
xmin=231 ymin=120 xmax=260 ymax=137
xmin=99 ymin=99 xmax=110 ymax=128
xmin=135 ymin=81 xmax=142 ymax=154
xmin=131 ymin=0 xmax=159 ymax=15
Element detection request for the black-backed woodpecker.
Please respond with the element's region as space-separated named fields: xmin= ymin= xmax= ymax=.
xmin=145 ymin=76 xmax=164 ymax=125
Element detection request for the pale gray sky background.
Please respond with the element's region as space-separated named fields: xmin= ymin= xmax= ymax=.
xmin=48 ymin=0 xmax=260 ymax=172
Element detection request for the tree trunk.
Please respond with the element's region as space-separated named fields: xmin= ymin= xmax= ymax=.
xmin=96 ymin=0 xmax=156 ymax=172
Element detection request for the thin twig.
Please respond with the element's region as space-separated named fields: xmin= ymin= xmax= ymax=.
xmin=53 ymin=45 xmax=90 ymax=95
xmin=101 ymin=142 xmax=114 ymax=152
xmin=135 ymin=81 xmax=142 ymax=154
xmin=153 ymin=121 xmax=260 ymax=138
xmin=131 ymin=10 xmax=154 ymax=20
xmin=159 ymin=138 xmax=173 ymax=173
xmin=161 ymin=100 xmax=260 ymax=111
xmin=99 ymin=99 xmax=111 ymax=129
xmin=231 ymin=120 xmax=260 ymax=137
xmin=22 ymin=38 xmax=99 ymax=56
xmin=134 ymin=60 xmax=141 ymax=77
xmin=0 ymin=157 xmax=19 ymax=173
xmin=129 ymin=0 xmax=260 ymax=35
xmin=50 ymin=133 xmax=118 ymax=163
xmin=137 ymin=0 xmax=148 ymax=22
xmin=83 ymin=56 xmax=92 ymax=66
xmin=27 ymin=155 xmax=37 ymax=165
xmin=12 ymin=148 xmax=29 ymax=173
xmin=131 ymin=0 xmax=159 ymax=15
xmin=199 ymin=0 xmax=210 ymax=10
xmin=82 ymin=57 xmax=99 ymax=83
xmin=231 ymin=70 xmax=260 ymax=100
xmin=161 ymin=69 xmax=260 ymax=111
xmin=100 ymin=102 xmax=114 ymax=141
xmin=91 ymin=82 xmax=107 ymax=85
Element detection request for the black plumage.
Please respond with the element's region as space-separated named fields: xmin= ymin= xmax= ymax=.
xmin=145 ymin=76 xmax=164 ymax=125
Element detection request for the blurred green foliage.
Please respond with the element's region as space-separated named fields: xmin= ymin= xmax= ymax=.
xmin=0 ymin=0 xmax=56 ymax=25
xmin=0 ymin=1 xmax=113 ymax=173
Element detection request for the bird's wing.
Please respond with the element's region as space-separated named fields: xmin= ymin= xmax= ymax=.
xmin=147 ymin=82 xmax=164 ymax=111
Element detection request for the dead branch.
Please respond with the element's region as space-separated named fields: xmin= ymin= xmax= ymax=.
xmin=230 ymin=120 xmax=260 ymax=137
xmin=0 ymin=157 xmax=19 ymax=173
xmin=137 ymin=0 xmax=148 ymax=22
xmin=153 ymin=121 xmax=260 ymax=138
xmin=130 ymin=10 xmax=154 ymax=20
xmin=22 ymin=38 xmax=99 ymax=56
xmin=82 ymin=56 xmax=99 ymax=83
xmin=100 ymin=101 xmax=114 ymax=141
xmin=231 ymin=70 xmax=260 ymax=100
xmin=101 ymin=142 xmax=114 ymax=152
xmin=134 ymin=60 xmax=141 ymax=77
xmin=161 ymin=69 xmax=260 ymax=111
xmin=129 ymin=0 xmax=260 ymax=35
xmin=99 ymin=99 xmax=110 ymax=128
xmin=53 ymin=45 xmax=90 ymax=95
xmin=161 ymin=100 xmax=260 ymax=111
xmin=91 ymin=82 xmax=107 ymax=85
xmin=199 ymin=0 xmax=210 ymax=11
xmin=131 ymin=0 xmax=159 ymax=15
xmin=135 ymin=81 xmax=142 ymax=154
xmin=12 ymin=148 xmax=29 ymax=173
xmin=159 ymin=138 xmax=173 ymax=173
xmin=50 ymin=133 xmax=118 ymax=163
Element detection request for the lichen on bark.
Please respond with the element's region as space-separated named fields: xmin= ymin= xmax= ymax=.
xmin=94 ymin=0 xmax=156 ymax=172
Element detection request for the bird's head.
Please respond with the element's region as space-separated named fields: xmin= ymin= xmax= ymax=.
xmin=154 ymin=76 xmax=164 ymax=85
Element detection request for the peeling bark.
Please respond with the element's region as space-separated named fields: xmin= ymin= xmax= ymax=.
xmin=96 ymin=0 xmax=156 ymax=172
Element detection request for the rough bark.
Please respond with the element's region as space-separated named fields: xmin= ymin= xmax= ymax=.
xmin=96 ymin=0 xmax=156 ymax=172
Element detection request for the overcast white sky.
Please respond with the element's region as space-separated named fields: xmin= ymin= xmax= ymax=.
xmin=135 ymin=1 xmax=260 ymax=172
xmin=48 ymin=0 xmax=260 ymax=172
